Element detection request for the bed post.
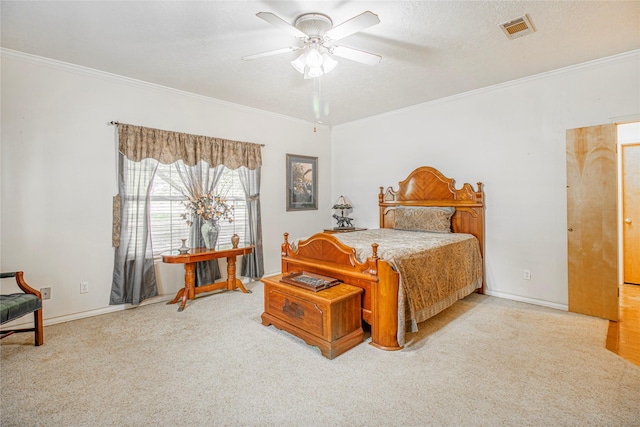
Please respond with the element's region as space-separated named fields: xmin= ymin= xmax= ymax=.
xmin=476 ymin=182 xmax=486 ymax=294
xmin=281 ymin=232 xmax=290 ymax=274
xmin=378 ymin=186 xmax=385 ymax=227
xmin=369 ymin=261 xmax=402 ymax=351
xmin=369 ymin=244 xmax=402 ymax=350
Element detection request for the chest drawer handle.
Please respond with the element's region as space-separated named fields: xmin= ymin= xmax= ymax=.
xmin=283 ymin=298 xmax=304 ymax=319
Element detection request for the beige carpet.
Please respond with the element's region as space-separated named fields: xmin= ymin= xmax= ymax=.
xmin=2 ymin=281 xmax=639 ymax=426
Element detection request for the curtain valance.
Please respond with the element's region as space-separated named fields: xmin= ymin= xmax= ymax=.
xmin=118 ymin=123 xmax=262 ymax=170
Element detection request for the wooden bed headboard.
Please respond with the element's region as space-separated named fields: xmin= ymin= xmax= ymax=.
xmin=378 ymin=166 xmax=485 ymax=258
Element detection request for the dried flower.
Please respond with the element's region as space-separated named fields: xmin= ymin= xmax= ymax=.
xmin=181 ymin=193 xmax=234 ymax=226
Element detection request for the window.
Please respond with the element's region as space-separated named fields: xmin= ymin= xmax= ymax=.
xmin=125 ymin=160 xmax=247 ymax=258
xmin=147 ymin=162 xmax=189 ymax=258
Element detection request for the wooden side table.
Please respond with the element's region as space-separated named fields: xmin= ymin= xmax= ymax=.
xmin=323 ymin=227 xmax=367 ymax=234
xmin=162 ymin=245 xmax=253 ymax=311
xmin=261 ymin=274 xmax=364 ymax=359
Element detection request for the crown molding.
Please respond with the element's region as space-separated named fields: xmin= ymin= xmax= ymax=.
xmin=338 ymin=49 xmax=640 ymax=128
xmin=0 ymin=48 xmax=322 ymax=129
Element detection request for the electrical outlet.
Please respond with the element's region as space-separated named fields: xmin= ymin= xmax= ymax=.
xmin=80 ymin=281 xmax=89 ymax=294
xmin=523 ymin=269 xmax=531 ymax=280
xmin=40 ymin=287 xmax=51 ymax=300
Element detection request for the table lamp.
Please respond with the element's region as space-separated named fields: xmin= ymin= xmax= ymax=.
xmin=332 ymin=195 xmax=354 ymax=229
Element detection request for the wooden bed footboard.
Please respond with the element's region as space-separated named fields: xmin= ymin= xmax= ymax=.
xmin=281 ymin=232 xmax=403 ymax=350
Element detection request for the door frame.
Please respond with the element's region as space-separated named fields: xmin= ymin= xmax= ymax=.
xmin=617 ymin=123 xmax=640 ymax=284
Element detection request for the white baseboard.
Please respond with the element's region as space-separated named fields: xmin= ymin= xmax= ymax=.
xmin=48 ymin=294 xmax=176 ymax=326
xmin=19 ymin=278 xmax=263 ymax=328
xmin=5 ymin=294 xmax=175 ymax=329
xmin=484 ymin=289 xmax=568 ymax=311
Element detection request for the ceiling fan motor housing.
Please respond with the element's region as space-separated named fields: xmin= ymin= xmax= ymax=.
xmin=294 ymin=13 xmax=333 ymax=37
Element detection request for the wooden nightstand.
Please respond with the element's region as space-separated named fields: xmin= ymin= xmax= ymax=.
xmin=261 ymin=274 xmax=364 ymax=359
xmin=323 ymin=227 xmax=367 ymax=234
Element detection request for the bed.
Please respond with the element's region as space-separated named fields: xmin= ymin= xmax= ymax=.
xmin=281 ymin=166 xmax=485 ymax=350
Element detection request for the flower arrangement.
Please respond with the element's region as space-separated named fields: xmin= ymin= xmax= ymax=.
xmin=181 ymin=193 xmax=234 ymax=226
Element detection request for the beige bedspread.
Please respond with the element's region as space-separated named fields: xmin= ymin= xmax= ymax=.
xmin=331 ymin=229 xmax=482 ymax=345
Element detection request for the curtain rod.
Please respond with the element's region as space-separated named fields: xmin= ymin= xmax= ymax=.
xmin=108 ymin=121 xmax=265 ymax=146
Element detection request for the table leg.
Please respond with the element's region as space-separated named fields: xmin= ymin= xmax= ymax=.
xmin=168 ymin=262 xmax=197 ymax=312
xmin=168 ymin=288 xmax=185 ymax=305
xmin=168 ymin=285 xmax=189 ymax=312
xmin=227 ymin=255 xmax=251 ymax=293
xmin=178 ymin=291 xmax=188 ymax=312
xmin=185 ymin=262 xmax=196 ymax=300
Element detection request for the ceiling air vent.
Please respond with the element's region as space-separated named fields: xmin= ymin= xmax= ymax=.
xmin=499 ymin=15 xmax=535 ymax=40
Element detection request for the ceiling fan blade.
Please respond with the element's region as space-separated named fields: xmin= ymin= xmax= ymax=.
xmin=256 ymin=12 xmax=308 ymax=39
xmin=331 ymin=46 xmax=381 ymax=66
xmin=242 ymin=46 xmax=300 ymax=61
xmin=324 ymin=11 xmax=380 ymax=42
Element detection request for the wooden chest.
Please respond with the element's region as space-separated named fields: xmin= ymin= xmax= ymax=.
xmin=261 ymin=274 xmax=364 ymax=359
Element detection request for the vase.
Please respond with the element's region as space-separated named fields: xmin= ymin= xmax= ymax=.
xmin=231 ymin=233 xmax=240 ymax=248
xmin=201 ymin=220 xmax=220 ymax=249
xmin=178 ymin=238 xmax=189 ymax=254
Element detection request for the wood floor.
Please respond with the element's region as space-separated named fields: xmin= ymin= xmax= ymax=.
xmin=606 ymin=284 xmax=640 ymax=366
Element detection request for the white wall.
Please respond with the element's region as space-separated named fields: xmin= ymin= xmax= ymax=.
xmin=331 ymin=50 xmax=640 ymax=309
xmin=1 ymin=49 xmax=332 ymax=324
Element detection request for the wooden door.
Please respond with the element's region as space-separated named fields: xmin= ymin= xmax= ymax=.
xmin=566 ymin=124 xmax=618 ymax=320
xmin=622 ymin=144 xmax=640 ymax=284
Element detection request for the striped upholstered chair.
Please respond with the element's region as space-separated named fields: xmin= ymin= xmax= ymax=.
xmin=1 ymin=272 xmax=44 ymax=346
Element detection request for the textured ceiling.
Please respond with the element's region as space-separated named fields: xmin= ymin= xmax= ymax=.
xmin=1 ymin=1 xmax=639 ymax=126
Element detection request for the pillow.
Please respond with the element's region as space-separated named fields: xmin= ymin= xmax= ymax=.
xmin=394 ymin=206 xmax=455 ymax=233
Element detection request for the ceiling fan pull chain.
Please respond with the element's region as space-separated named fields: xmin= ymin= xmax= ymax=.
xmin=313 ymin=76 xmax=325 ymax=132
xmin=314 ymin=77 xmax=319 ymax=132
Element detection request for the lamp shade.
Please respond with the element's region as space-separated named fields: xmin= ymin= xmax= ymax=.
xmin=291 ymin=52 xmax=307 ymax=73
xmin=321 ymin=53 xmax=338 ymax=73
xmin=332 ymin=195 xmax=352 ymax=210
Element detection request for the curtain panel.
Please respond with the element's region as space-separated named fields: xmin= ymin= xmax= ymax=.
xmin=118 ymin=124 xmax=262 ymax=170
xmin=238 ymin=167 xmax=264 ymax=279
xmin=110 ymin=155 xmax=159 ymax=305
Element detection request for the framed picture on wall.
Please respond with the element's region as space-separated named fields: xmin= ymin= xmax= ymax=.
xmin=286 ymin=154 xmax=318 ymax=211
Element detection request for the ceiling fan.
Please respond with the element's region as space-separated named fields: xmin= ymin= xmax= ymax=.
xmin=242 ymin=11 xmax=381 ymax=79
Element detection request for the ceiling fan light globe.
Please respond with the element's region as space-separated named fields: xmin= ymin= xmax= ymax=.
xmin=304 ymin=66 xmax=324 ymax=79
xmin=291 ymin=54 xmax=307 ymax=74
xmin=306 ymin=49 xmax=323 ymax=67
xmin=322 ymin=54 xmax=338 ymax=74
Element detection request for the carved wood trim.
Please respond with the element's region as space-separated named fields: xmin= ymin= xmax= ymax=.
xmin=378 ymin=166 xmax=485 ymax=293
